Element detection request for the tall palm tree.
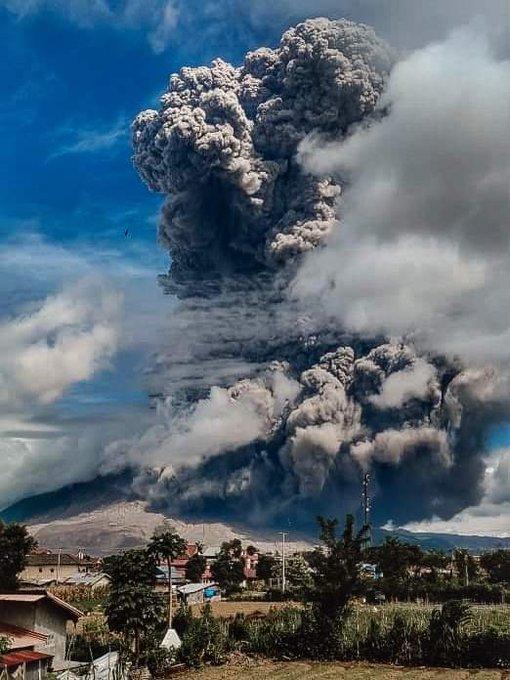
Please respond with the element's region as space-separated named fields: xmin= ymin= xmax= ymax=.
xmin=148 ymin=529 xmax=187 ymax=627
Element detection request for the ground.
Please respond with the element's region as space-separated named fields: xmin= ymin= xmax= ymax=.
xmin=172 ymin=660 xmax=506 ymax=679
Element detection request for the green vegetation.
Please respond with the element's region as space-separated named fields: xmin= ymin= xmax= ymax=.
xmin=103 ymin=548 xmax=165 ymax=667
xmin=211 ymin=539 xmax=245 ymax=595
xmin=0 ymin=520 xmax=36 ymax=591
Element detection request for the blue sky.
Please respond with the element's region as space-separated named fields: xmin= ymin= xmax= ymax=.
xmin=0 ymin=0 xmax=508 ymax=530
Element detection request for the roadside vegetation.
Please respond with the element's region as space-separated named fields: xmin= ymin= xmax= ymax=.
xmin=0 ymin=517 xmax=508 ymax=675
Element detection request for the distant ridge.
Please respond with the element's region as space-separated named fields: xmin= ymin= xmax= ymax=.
xmin=2 ymin=478 xmax=509 ymax=554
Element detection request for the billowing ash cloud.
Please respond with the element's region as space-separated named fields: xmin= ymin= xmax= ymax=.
xmin=125 ymin=18 xmax=506 ymax=531
xmin=133 ymin=18 xmax=393 ymax=278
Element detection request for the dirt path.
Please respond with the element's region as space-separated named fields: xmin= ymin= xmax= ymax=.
xmin=171 ymin=659 xmax=507 ymax=679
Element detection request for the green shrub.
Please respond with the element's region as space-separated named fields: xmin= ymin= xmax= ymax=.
xmin=428 ymin=600 xmax=471 ymax=667
xmin=178 ymin=603 xmax=227 ymax=668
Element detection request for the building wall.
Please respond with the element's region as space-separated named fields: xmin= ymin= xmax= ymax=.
xmin=33 ymin=603 xmax=69 ymax=664
xmin=0 ymin=602 xmax=36 ymax=630
xmin=22 ymin=564 xmax=80 ymax=583
xmin=0 ymin=601 xmax=71 ymax=665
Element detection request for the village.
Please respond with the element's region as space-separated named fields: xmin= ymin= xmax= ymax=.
xmin=1 ymin=518 xmax=509 ymax=679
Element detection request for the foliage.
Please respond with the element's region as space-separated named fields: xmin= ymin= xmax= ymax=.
xmin=178 ymin=603 xmax=227 ymax=668
xmin=453 ymin=549 xmax=479 ymax=584
xmin=307 ymin=515 xmax=366 ymax=622
xmin=284 ymin=554 xmax=313 ymax=598
xmin=480 ymin=549 xmax=510 ymax=584
xmin=211 ymin=540 xmax=245 ymax=595
xmin=51 ymin=584 xmax=109 ymax=613
xmin=256 ymin=553 xmax=276 ymax=582
xmin=428 ymin=599 xmax=472 ymax=666
xmin=148 ymin=528 xmax=188 ymax=625
xmin=103 ymin=549 xmax=158 ymax=588
xmin=0 ymin=520 xmax=36 ymax=591
xmin=172 ymin=603 xmax=193 ymax=638
xmin=104 ymin=549 xmax=165 ymax=666
xmin=185 ymin=553 xmax=206 ymax=583
xmin=0 ymin=636 xmax=9 ymax=655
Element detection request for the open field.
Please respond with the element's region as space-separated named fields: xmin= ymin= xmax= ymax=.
xmin=190 ymin=601 xmax=300 ymax=618
xmin=190 ymin=601 xmax=510 ymax=633
xmin=172 ymin=660 xmax=507 ymax=679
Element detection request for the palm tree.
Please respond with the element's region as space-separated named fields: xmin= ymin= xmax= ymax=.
xmin=148 ymin=529 xmax=187 ymax=627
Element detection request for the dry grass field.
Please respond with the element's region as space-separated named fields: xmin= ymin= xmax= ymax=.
xmin=190 ymin=601 xmax=300 ymax=618
xmin=172 ymin=659 xmax=507 ymax=679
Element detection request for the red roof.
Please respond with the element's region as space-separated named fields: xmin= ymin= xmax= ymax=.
xmin=0 ymin=651 xmax=53 ymax=668
xmin=0 ymin=622 xmax=48 ymax=650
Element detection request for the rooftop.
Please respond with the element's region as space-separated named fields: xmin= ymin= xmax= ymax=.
xmin=0 ymin=622 xmax=48 ymax=650
xmin=0 ymin=591 xmax=83 ymax=621
xmin=0 ymin=651 xmax=53 ymax=668
xmin=26 ymin=554 xmax=94 ymax=567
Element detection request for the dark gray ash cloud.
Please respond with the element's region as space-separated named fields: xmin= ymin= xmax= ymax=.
xmin=122 ymin=17 xmax=508 ymax=531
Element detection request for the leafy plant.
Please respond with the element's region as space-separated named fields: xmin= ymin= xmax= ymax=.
xmin=428 ymin=599 xmax=471 ymax=666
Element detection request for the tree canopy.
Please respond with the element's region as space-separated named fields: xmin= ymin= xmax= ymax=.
xmin=0 ymin=520 xmax=36 ymax=592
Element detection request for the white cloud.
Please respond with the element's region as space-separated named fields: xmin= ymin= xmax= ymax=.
xmin=49 ymin=117 xmax=128 ymax=158
xmin=295 ymin=25 xmax=510 ymax=365
xmin=0 ymin=280 xmax=121 ymax=406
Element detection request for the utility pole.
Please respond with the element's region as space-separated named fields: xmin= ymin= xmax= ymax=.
xmin=57 ymin=548 xmax=62 ymax=584
xmin=362 ymin=473 xmax=372 ymax=548
xmin=279 ymin=532 xmax=287 ymax=593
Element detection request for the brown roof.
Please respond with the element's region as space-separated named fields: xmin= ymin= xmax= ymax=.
xmin=26 ymin=554 xmax=90 ymax=567
xmin=0 ymin=651 xmax=53 ymax=668
xmin=0 ymin=592 xmax=83 ymax=621
xmin=0 ymin=623 xmax=48 ymax=650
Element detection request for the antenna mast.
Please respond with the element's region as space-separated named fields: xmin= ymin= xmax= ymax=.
xmin=362 ymin=472 xmax=372 ymax=548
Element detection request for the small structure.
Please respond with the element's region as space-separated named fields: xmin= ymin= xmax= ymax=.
xmin=177 ymin=583 xmax=220 ymax=606
xmin=61 ymin=573 xmax=110 ymax=590
xmin=0 ymin=622 xmax=52 ymax=680
xmin=0 ymin=591 xmax=82 ymax=667
xmin=154 ymin=566 xmax=185 ymax=594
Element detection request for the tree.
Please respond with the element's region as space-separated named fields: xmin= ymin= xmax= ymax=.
xmin=308 ymin=514 xmax=366 ymax=622
xmin=0 ymin=520 xmax=36 ymax=592
xmin=256 ymin=553 xmax=277 ymax=582
xmin=284 ymin=554 xmax=313 ymax=597
xmin=480 ymin=549 xmax=510 ymax=584
xmin=453 ymin=549 xmax=479 ymax=585
xmin=104 ymin=549 xmax=164 ymax=667
xmin=368 ymin=537 xmax=423 ymax=598
xmin=211 ymin=540 xmax=245 ymax=595
xmin=148 ymin=529 xmax=187 ymax=627
xmin=185 ymin=552 xmax=207 ymax=583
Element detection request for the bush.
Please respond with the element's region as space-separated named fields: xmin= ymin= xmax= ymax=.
xmin=428 ymin=600 xmax=471 ymax=667
xmin=178 ymin=603 xmax=228 ymax=668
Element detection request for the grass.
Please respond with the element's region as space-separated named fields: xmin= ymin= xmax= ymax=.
xmin=171 ymin=659 xmax=508 ymax=678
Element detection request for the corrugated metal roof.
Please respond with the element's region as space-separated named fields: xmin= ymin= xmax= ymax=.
xmin=178 ymin=583 xmax=217 ymax=595
xmin=0 ymin=651 xmax=53 ymax=668
xmin=0 ymin=622 xmax=48 ymax=650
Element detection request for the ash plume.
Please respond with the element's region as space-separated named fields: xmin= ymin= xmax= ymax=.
xmin=121 ymin=18 xmax=503 ymax=531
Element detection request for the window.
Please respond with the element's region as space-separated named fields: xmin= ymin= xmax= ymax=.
xmin=39 ymin=568 xmax=42 ymax=573
xmin=50 ymin=568 xmax=54 ymax=573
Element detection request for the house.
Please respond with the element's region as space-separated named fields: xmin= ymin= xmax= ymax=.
xmin=177 ymin=583 xmax=221 ymax=605
xmin=21 ymin=553 xmax=97 ymax=586
xmin=0 ymin=622 xmax=52 ymax=680
xmin=61 ymin=573 xmax=111 ymax=590
xmin=154 ymin=566 xmax=186 ymax=593
xmin=0 ymin=591 xmax=82 ymax=668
